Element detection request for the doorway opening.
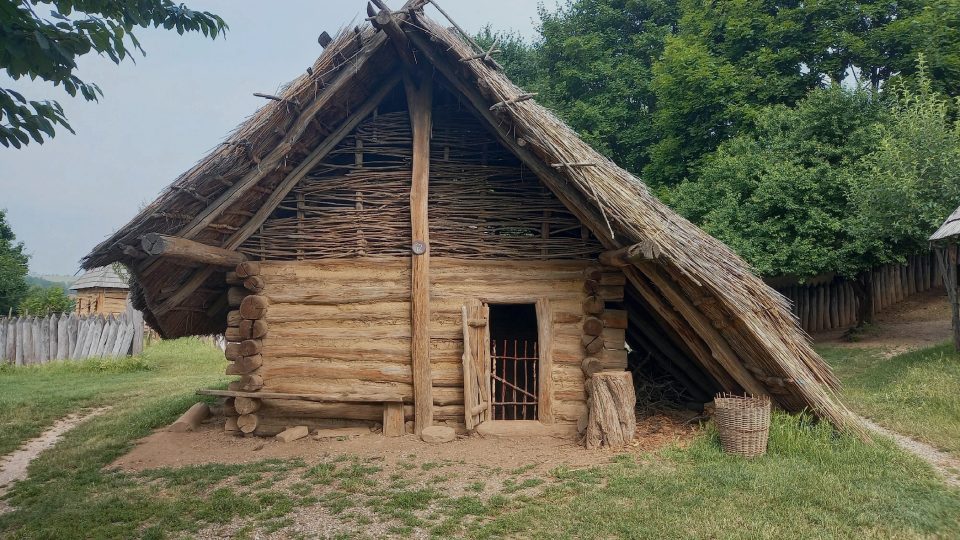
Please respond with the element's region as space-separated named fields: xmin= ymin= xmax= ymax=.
xmin=488 ymin=303 xmax=539 ymax=420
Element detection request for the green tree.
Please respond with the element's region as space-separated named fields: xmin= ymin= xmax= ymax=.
xmin=474 ymin=26 xmax=540 ymax=90
xmin=18 ymin=285 xmax=73 ymax=315
xmin=1 ymin=0 xmax=227 ymax=148
xmin=847 ymin=61 xmax=960 ymax=267
xmin=670 ymin=85 xmax=886 ymax=278
xmin=532 ymin=0 xmax=679 ymax=177
xmin=0 ymin=209 xmax=29 ymax=315
xmin=526 ymin=0 xmax=960 ymax=188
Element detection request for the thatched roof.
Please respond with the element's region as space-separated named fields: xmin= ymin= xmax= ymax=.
xmin=83 ymin=1 xmax=860 ymax=433
xmin=70 ymin=266 xmax=129 ymax=291
xmin=930 ymin=205 xmax=960 ymax=242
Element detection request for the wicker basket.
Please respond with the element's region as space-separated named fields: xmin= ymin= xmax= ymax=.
xmin=714 ymin=393 xmax=771 ymax=458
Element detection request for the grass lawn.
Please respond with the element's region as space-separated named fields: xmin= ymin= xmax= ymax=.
xmin=0 ymin=339 xmax=958 ymax=538
xmin=818 ymin=342 xmax=960 ymax=456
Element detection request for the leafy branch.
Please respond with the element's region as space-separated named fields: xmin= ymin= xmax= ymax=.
xmin=0 ymin=0 xmax=227 ymax=148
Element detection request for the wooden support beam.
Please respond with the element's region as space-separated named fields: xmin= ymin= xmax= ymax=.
xmin=490 ymin=93 xmax=537 ymax=111
xmin=599 ymin=240 xmax=661 ymax=268
xmin=373 ymin=7 xmax=418 ymax=66
xmin=405 ymin=69 xmax=434 ymax=435
xmin=403 ymin=25 xmax=615 ymax=252
xmin=141 ymin=233 xmax=248 ymax=267
xmin=636 ymin=263 xmax=769 ymax=397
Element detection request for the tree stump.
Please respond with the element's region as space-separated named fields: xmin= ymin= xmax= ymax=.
xmin=584 ymin=371 xmax=636 ymax=450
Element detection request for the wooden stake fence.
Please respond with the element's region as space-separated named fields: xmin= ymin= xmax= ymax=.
xmin=0 ymin=311 xmax=145 ymax=366
xmin=775 ymin=253 xmax=941 ymax=334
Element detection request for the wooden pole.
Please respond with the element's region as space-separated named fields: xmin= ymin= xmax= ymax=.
xmin=405 ymin=70 xmax=434 ymax=435
xmin=141 ymin=233 xmax=248 ymax=267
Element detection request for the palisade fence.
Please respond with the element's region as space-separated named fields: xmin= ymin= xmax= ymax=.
xmin=0 ymin=311 xmax=145 ymax=366
xmin=773 ymin=252 xmax=942 ymax=334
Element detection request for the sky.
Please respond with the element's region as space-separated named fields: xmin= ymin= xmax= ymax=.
xmin=0 ymin=0 xmax=559 ymax=276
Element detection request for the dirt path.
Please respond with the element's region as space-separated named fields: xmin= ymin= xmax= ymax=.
xmin=860 ymin=416 xmax=960 ymax=487
xmin=814 ymin=288 xmax=951 ymax=356
xmin=0 ymin=407 xmax=110 ymax=513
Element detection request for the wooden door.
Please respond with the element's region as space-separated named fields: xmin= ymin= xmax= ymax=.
xmin=461 ymin=299 xmax=491 ymax=429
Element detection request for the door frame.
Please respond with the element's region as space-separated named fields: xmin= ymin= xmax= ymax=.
xmin=477 ymin=295 xmax=553 ymax=424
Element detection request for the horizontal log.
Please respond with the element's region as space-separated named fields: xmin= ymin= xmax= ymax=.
xmin=237 ymin=414 xmax=258 ymax=434
xmin=236 ymin=261 xmax=262 ymax=278
xmin=227 ymin=310 xmax=243 ymax=327
xmin=262 ymin=379 xmax=412 ymax=400
xmin=581 ymin=334 xmax=604 ymax=354
xmin=240 ymin=319 xmax=268 ymax=340
xmin=141 ymin=233 xmax=248 ymax=267
xmin=198 ymin=388 xmax=410 ymax=403
xmin=599 ymin=272 xmax=626 ymax=286
xmin=234 ymin=396 xmax=261 ymax=415
xmin=240 ymin=295 xmax=270 ymax=320
xmin=583 ymin=316 xmax=603 ymax=337
xmin=600 ymin=309 xmax=627 ymax=329
xmin=225 ymin=342 xmax=242 ymax=361
xmin=599 ymin=240 xmax=661 ymax=267
xmin=239 ymin=374 xmax=264 ymax=391
xmin=259 ymin=401 xmax=412 ymax=422
xmin=243 ymin=275 xmax=266 ymax=293
xmin=257 ymin=358 xmax=412 ymax=383
xmin=582 ymin=295 xmax=604 ymax=315
xmin=234 ymin=354 xmax=263 ymax=373
xmin=264 ymin=301 xmax=410 ymax=324
xmin=224 ymin=326 xmax=242 ymax=341
xmin=169 ymin=402 xmax=210 ymax=433
xmin=239 ymin=339 xmax=262 ymax=356
xmin=227 ymin=287 xmax=249 ymax=308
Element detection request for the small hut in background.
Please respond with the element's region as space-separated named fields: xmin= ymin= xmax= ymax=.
xmin=70 ymin=266 xmax=130 ymax=316
xmin=930 ymin=206 xmax=960 ymax=349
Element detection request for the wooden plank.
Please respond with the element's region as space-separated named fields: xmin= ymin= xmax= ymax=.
xmin=383 ymin=401 xmax=405 ymax=437
xmin=461 ymin=304 xmax=476 ymax=430
xmin=405 ymin=70 xmax=434 ymax=435
xmin=537 ymin=297 xmax=555 ymax=424
xmin=56 ymin=314 xmax=69 ymax=360
xmin=14 ymin=318 xmax=24 ymax=365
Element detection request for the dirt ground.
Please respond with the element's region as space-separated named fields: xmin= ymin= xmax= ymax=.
xmin=110 ymin=410 xmax=702 ymax=475
xmin=813 ymin=288 xmax=951 ymax=355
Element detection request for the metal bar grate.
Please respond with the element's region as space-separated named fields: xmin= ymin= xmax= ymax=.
xmin=491 ymin=339 xmax=538 ymax=420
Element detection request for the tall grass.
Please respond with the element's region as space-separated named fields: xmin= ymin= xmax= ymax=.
xmin=819 ymin=342 xmax=960 ymax=455
xmin=0 ymin=338 xmax=227 ymax=456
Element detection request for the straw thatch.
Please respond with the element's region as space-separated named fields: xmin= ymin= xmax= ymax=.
xmin=83 ymin=0 xmax=861 ymax=433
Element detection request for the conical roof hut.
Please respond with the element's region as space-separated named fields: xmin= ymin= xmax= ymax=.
xmin=84 ymin=0 xmax=860 ymax=438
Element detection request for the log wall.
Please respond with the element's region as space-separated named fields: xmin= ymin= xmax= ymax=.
xmin=223 ymin=257 xmax=627 ymax=434
xmin=774 ymin=253 xmax=942 ymax=334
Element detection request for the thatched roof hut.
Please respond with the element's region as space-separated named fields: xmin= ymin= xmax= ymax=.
xmin=83 ymin=1 xmax=859 ymax=439
xmin=70 ymin=266 xmax=130 ymax=316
